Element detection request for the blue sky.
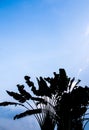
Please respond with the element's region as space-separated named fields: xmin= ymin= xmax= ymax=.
xmin=0 ymin=0 xmax=89 ymax=129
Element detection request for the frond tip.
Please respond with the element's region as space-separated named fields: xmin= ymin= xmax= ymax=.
xmin=0 ymin=101 xmax=23 ymax=106
xmin=6 ymin=90 xmax=26 ymax=103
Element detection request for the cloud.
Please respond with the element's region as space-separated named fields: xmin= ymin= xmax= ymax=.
xmin=0 ymin=117 xmax=39 ymax=130
xmin=0 ymin=108 xmax=40 ymax=130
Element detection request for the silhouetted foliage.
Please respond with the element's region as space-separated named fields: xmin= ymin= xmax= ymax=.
xmin=14 ymin=109 xmax=42 ymax=120
xmin=0 ymin=68 xmax=89 ymax=130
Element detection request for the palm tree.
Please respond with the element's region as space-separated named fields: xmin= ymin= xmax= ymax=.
xmin=0 ymin=69 xmax=89 ymax=130
xmin=0 ymin=75 xmax=56 ymax=130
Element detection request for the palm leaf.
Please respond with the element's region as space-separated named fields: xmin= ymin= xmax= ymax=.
xmin=0 ymin=101 xmax=24 ymax=107
xmin=73 ymin=79 xmax=81 ymax=89
xmin=17 ymin=84 xmax=32 ymax=100
xmin=14 ymin=109 xmax=42 ymax=120
xmin=24 ymin=76 xmax=34 ymax=87
xmin=31 ymin=97 xmax=47 ymax=105
xmin=69 ymin=77 xmax=75 ymax=90
xmin=6 ymin=91 xmax=26 ymax=103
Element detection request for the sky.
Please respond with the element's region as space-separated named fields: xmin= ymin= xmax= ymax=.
xmin=0 ymin=0 xmax=89 ymax=129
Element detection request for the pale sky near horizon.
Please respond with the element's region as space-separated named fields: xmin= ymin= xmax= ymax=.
xmin=0 ymin=0 xmax=89 ymax=129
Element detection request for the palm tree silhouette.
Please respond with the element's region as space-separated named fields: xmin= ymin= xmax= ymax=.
xmin=0 ymin=69 xmax=89 ymax=130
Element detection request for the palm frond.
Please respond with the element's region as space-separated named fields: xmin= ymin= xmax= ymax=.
xmin=69 ymin=77 xmax=75 ymax=90
xmin=6 ymin=90 xmax=26 ymax=103
xmin=31 ymin=97 xmax=47 ymax=105
xmin=17 ymin=84 xmax=32 ymax=100
xmin=14 ymin=109 xmax=42 ymax=120
xmin=36 ymin=77 xmax=49 ymax=96
xmin=0 ymin=101 xmax=24 ymax=106
xmin=24 ymin=76 xmax=34 ymax=87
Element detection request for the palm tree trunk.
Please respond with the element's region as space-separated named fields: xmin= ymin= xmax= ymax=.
xmin=57 ymin=111 xmax=72 ymax=130
xmin=41 ymin=124 xmax=55 ymax=130
xmin=40 ymin=112 xmax=55 ymax=130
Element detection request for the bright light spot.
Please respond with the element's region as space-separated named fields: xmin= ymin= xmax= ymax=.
xmin=70 ymin=81 xmax=77 ymax=92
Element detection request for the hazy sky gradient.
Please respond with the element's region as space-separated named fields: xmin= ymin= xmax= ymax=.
xmin=0 ymin=0 xmax=89 ymax=129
